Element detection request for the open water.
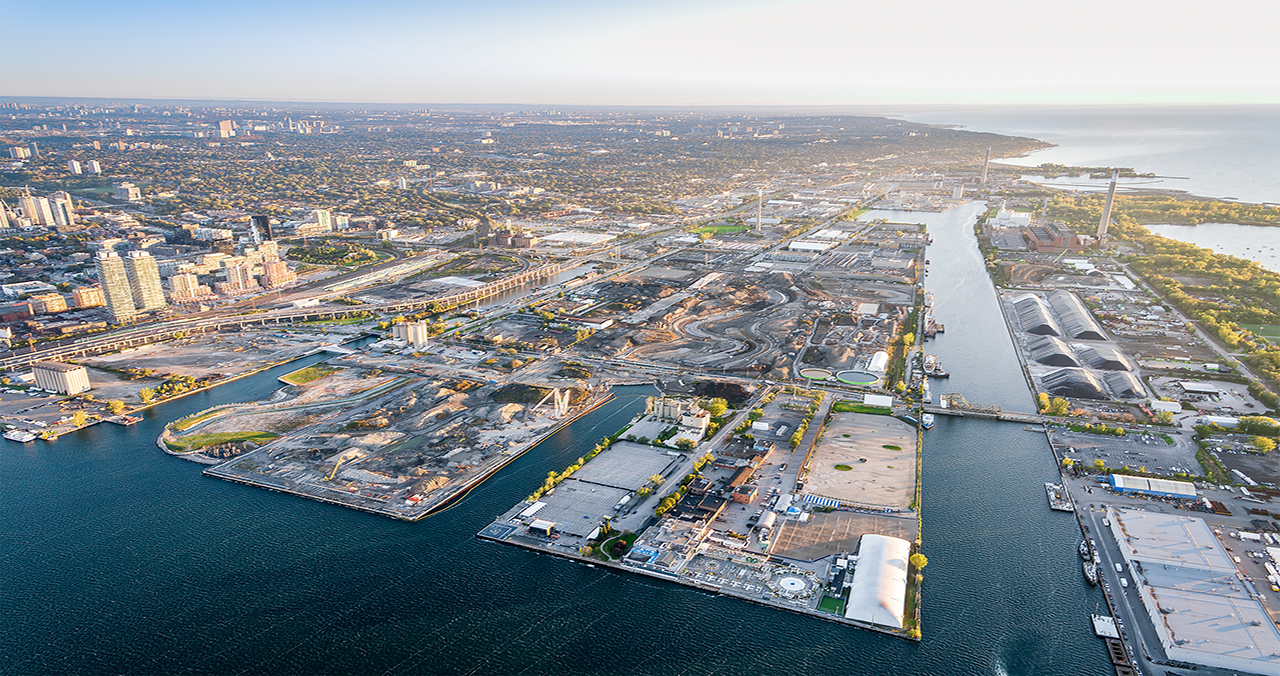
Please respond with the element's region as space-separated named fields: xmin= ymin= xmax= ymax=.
xmin=2 ymin=204 xmax=1113 ymax=674
xmin=887 ymin=105 xmax=1280 ymax=205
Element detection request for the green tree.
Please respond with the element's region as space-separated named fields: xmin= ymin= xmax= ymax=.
xmin=910 ymin=553 xmax=928 ymax=570
xmin=1037 ymin=392 xmax=1050 ymax=412
xmin=1154 ymin=411 xmax=1175 ymax=425
xmin=1252 ymin=436 xmax=1276 ymax=454
xmin=138 ymin=388 xmax=155 ymax=403
xmin=1048 ymin=397 xmax=1070 ymax=416
xmin=1093 ymin=459 xmax=1106 ymax=470
xmin=702 ymin=397 xmax=728 ymax=418
xmin=71 ymin=410 xmax=87 ymax=426
xmin=674 ymin=438 xmax=695 ymax=451
xmin=107 ymin=399 xmax=125 ymax=415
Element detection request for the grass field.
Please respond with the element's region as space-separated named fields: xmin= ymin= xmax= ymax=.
xmin=1240 ymin=324 xmax=1280 ymax=338
xmin=832 ymin=401 xmax=892 ymax=415
xmin=172 ymin=408 xmax=227 ymax=432
xmin=280 ymin=364 xmax=343 ymax=385
xmin=167 ymin=431 xmax=279 ymax=452
xmin=696 ymin=224 xmax=749 ymax=235
xmin=818 ymin=595 xmax=845 ymax=615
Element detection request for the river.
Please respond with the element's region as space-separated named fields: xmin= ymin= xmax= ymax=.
xmin=2 ymin=205 xmax=1113 ymax=674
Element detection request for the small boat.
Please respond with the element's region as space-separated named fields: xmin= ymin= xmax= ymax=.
xmin=1083 ymin=561 xmax=1099 ymax=585
xmin=1079 ymin=539 xmax=1091 ymax=560
xmin=4 ymin=429 xmax=37 ymax=443
xmin=921 ymin=413 xmax=935 ymax=430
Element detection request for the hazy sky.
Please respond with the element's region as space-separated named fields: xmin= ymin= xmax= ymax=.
xmin=2 ymin=0 xmax=1277 ymax=105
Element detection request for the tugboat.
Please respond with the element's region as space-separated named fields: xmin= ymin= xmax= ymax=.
xmin=1079 ymin=539 xmax=1091 ymax=560
xmin=1083 ymin=561 xmax=1099 ymax=585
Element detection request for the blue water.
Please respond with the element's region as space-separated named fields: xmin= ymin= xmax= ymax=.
xmin=885 ymin=104 xmax=1280 ymax=205
xmin=2 ymin=206 xmax=1113 ymax=674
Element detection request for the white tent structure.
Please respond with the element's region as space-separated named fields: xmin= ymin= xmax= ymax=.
xmin=844 ymin=534 xmax=912 ymax=629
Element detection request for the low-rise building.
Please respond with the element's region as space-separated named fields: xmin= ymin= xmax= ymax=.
xmin=28 ymin=293 xmax=67 ymax=314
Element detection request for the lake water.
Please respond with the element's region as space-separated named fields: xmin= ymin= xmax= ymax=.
xmin=2 ymin=204 xmax=1113 ymax=674
xmin=885 ymin=105 xmax=1280 ymax=205
xmin=1144 ymin=222 xmax=1280 ymax=273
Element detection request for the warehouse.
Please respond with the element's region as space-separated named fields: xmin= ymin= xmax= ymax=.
xmin=1108 ymin=475 xmax=1196 ymax=499
xmin=844 ymin=534 xmax=911 ymax=629
xmin=1107 ymin=508 xmax=1280 ymax=675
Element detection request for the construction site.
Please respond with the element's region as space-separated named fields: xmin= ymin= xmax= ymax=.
xmin=195 ymin=356 xmax=606 ymax=520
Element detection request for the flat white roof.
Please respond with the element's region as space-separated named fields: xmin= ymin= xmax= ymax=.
xmin=1110 ymin=508 xmax=1280 ymax=675
xmin=541 ymin=231 xmax=616 ymax=245
xmin=1179 ymin=381 xmax=1220 ymax=394
xmin=844 ymin=534 xmax=910 ymax=629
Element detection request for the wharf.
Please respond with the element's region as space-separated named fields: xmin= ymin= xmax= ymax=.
xmin=476 ymin=519 xmax=918 ymax=642
xmin=203 ymin=391 xmax=617 ymax=521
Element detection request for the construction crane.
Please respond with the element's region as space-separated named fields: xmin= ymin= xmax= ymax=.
xmin=325 ymin=454 xmax=349 ymax=481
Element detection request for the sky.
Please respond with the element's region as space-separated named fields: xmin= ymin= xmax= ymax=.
xmin=1 ymin=0 xmax=1277 ymax=105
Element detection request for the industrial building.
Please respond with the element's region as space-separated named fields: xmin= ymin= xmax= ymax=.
xmin=1108 ymin=475 xmax=1196 ymax=499
xmin=31 ymin=361 xmax=91 ymax=395
xmin=843 ymin=534 xmax=911 ymax=629
xmin=1107 ymin=508 xmax=1280 ymax=675
xmin=1078 ymin=345 xmax=1133 ymax=371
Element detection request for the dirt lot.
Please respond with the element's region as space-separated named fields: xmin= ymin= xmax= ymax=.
xmin=770 ymin=511 xmax=917 ymax=561
xmin=805 ymin=413 xmax=917 ymax=509
xmin=82 ymin=332 xmax=343 ymax=379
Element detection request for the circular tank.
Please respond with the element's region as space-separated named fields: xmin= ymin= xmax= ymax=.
xmin=800 ymin=368 xmax=832 ymax=380
xmin=836 ymin=370 xmax=880 ymax=385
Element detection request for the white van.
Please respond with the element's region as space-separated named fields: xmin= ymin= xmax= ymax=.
xmin=1120 ymin=578 xmax=1129 ymax=588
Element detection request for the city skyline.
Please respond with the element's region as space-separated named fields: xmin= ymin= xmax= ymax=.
xmin=1 ymin=0 xmax=1277 ymax=106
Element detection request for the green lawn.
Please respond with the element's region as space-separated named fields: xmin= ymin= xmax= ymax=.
xmin=167 ymin=431 xmax=279 ymax=452
xmin=818 ymin=595 xmax=845 ymax=615
xmin=696 ymin=224 xmax=749 ymax=235
xmin=172 ymin=408 xmax=226 ymax=432
xmin=832 ymin=401 xmax=892 ymax=414
xmin=280 ymin=364 xmax=343 ymax=385
xmin=1240 ymin=324 xmax=1280 ymax=338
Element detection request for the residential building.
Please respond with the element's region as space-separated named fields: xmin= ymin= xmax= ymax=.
xmin=67 ymin=160 xmax=82 ymax=174
xmin=96 ymin=251 xmax=137 ymax=323
xmin=29 ymin=293 xmax=67 ymax=314
xmin=85 ymin=160 xmax=102 ymax=174
xmin=260 ymin=259 xmax=296 ymax=288
xmin=113 ymin=182 xmax=142 ymax=201
xmin=313 ymin=209 xmax=333 ymax=231
xmin=71 ymin=286 xmax=104 ymax=308
xmin=31 ymin=361 xmax=91 ymax=395
xmin=169 ymin=273 xmax=202 ymax=300
xmin=49 ymin=191 xmax=75 ymax=226
xmin=0 ymin=302 xmax=32 ymax=322
xmin=9 ymin=146 xmax=31 ymax=159
xmin=123 ymin=250 xmax=166 ymax=312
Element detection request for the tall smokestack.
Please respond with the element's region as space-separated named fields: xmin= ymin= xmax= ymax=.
xmin=981 ymin=146 xmax=990 ymax=184
xmin=1098 ymin=170 xmax=1118 ymax=243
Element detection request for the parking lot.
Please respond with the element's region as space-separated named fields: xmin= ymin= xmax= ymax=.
xmin=1050 ymin=428 xmax=1199 ymax=475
